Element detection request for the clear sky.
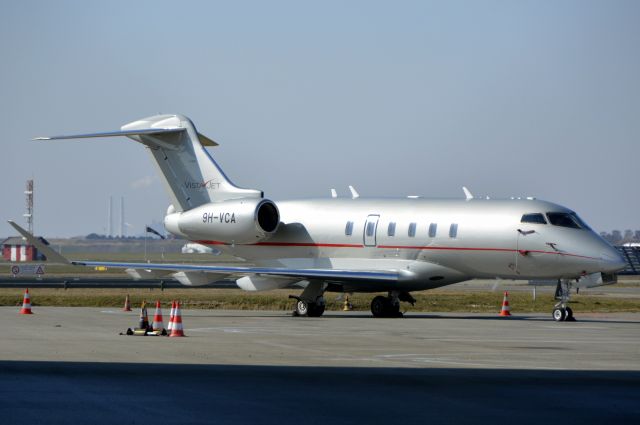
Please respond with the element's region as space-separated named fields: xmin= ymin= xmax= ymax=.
xmin=2 ymin=0 xmax=639 ymax=237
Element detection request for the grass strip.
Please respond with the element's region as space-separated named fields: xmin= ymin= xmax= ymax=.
xmin=0 ymin=288 xmax=638 ymax=313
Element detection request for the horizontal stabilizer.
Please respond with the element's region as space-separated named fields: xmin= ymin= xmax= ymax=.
xmin=34 ymin=128 xmax=218 ymax=147
xmin=34 ymin=127 xmax=183 ymax=141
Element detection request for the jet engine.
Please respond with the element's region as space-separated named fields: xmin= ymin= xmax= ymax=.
xmin=164 ymin=199 xmax=280 ymax=244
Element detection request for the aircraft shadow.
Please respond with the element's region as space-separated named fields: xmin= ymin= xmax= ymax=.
xmin=0 ymin=361 xmax=638 ymax=425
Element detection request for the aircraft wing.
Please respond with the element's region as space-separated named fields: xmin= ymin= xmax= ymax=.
xmin=7 ymin=221 xmax=400 ymax=284
xmin=8 ymin=221 xmax=70 ymax=264
xmin=71 ymin=260 xmax=400 ymax=283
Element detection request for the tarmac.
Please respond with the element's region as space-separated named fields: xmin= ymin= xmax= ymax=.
xmin=1 ymin=307 xmax=639 ymax=424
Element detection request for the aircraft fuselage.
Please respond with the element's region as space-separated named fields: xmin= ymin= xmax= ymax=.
xmin=190 ymin=197 xmax=623 ymax=293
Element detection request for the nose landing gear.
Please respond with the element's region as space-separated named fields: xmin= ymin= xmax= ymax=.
xmin=552 ymin=279 xmax=576 ymax=322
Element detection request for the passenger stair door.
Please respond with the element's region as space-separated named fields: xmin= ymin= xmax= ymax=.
xmin=363 ymin=215 xmax=380 ymax=247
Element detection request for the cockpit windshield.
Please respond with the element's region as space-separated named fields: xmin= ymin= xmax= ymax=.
xmin=546 ymin=212 xmax=592 ymax=230
xmin=569 ymin=212 xmax=592 ymax=231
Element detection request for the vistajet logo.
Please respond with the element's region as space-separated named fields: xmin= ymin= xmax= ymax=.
xmin=184 ymin=179 xmax=221 ymax=190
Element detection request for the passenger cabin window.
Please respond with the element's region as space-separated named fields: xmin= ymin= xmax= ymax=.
xmin=428 ymin=223 xmax=437 ymax=238
xmin=366 ymin=221 xmax=376 ymax=237
xmin=387 ymin=222 xmax=396 ymax=236
xmin=408 ymin=222 xmax=417 ymax=237
xmin=345 ymin=221 xmax=354 ymax=236
xmin=546 ymin=212 xmax=581 ymax=229
xmin=521 ymin=213 xmax=547 ymax=224
xmin=449 ymin=223 xmax=458 ymax=238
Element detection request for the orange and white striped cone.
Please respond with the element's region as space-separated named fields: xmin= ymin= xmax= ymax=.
xmin=167 ymin=300 xmax=176 ymax=332
xmin=169 ymin=301 xmax=185 ymax=337
xmin=123 ymin=294 xmax=132 ymax=312
xmin=152 ymin=300 xmax=165 ymax=332
xmin=499 ymin=291 xmax=511 ymax=317
xmin=19 ymin=288 xmax=33 ymax=314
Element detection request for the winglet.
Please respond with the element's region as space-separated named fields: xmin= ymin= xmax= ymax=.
xmin=462 ymin=186 xmax=474 ymax=201
xmin=330 ymin=189 xmax=337 ymax=198
xmin=7 ymin=221 xmax=71 ymax=264
xmin=348 ymin=185 xmax=360 ymax=199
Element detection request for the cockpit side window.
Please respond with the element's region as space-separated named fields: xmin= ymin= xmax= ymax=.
xmin=547 ymin=212 xmax=581 ymax=229
xmin=570 ymin=212 xmax=592 ymax=231
xmin=521 ymin=213 xmax=547 ymax=224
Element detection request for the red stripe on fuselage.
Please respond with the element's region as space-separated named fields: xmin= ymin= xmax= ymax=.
xmin=195 ymin=240 xmax=364 ymax=248
xmin=256 ymin=242 xmax=364 ymax=248
xmin=194 ymin=241 xmax=598 ymax=261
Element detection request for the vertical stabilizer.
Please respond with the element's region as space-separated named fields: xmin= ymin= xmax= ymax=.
xmin=121 ymin=115 xmax=262 ymax=211
xmin=36 ymin=114 xmax=262 ymax=212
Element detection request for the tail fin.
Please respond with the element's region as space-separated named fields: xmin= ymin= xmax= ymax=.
xmin=36 ymin=114 xmax=262 ymax=211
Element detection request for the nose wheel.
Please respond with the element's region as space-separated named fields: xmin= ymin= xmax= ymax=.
xmin=552 ymin=306 xmax=574 ymax=322
xmin=552 ymin=279 xmax=576 ymax=322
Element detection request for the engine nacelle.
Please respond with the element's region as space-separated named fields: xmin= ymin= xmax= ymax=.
xmin=164 ymin=199 xmax=279 ymax=244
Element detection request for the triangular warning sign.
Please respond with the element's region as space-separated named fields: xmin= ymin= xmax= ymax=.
xmin=36 ymin=265 xmax=45 ymax=275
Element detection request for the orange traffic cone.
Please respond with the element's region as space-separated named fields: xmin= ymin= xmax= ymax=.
xmin=167 ymin=300 xmax=177 ymax=333
xmin=167 ymin=300 xmax=175 ymax=333
xmin=499 ymin=291 xmax=511 ymax=317
xmin=169 ymin=301 xmax=185 ymax=337
xmin=123 ymin=294 xmax=132 ymax=312
xmin=19 ymin=288 xmax=33 ymax=314
xmin=139 ymin=302 xmax=150 ymax=330
xmin=152 ymin=300 xmax=165 ymax=332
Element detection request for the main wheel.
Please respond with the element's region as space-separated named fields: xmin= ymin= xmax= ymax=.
xmin=371 ymin=296 xmax=389 ymax=318
xmin=389 ymin=302 xmax=402 ymax=318
xmin=552 ymin=307 xmax=566 ymax=322
xmin=296 ymin=300 xmax=309 ymax=316
xmin=307 ymin=303 xmax=325 ymax=317
xmin=565 ymin=306 xmax=575 ymax=321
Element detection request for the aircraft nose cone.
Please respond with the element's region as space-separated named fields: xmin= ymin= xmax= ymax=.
xmin=600 ymin=247 xmax=627 ymax=273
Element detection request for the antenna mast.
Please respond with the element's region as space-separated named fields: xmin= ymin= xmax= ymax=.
xmin=24 ymin=179 xmax=34 ymax=234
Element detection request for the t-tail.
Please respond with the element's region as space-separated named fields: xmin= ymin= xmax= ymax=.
xmin=36 ymin=114 xmax=263 ymax=211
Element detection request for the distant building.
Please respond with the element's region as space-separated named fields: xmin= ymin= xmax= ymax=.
xmin=1 ymin=237 xmax=47 ymax=262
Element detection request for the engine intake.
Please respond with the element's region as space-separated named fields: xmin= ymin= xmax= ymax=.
xmin=165 ymin=199 xmax=280 ymax=244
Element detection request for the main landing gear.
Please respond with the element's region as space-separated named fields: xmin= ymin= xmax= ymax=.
xmin=552 ymin=279 xmax=576 ymax=322
xmin=290 ymin=297 xmax=326 ymax=317
xmin=290 ymin=281 xmax=327 ymax=317
xmin=370 ymin=291 xmax=415 ymax=318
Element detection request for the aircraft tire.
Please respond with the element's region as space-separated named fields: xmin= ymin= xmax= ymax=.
xmin=296 ymin=300 xmax=309 ymax=316
xmin=307 ymin=303 xmax=325 ymax=317
xmin=389 ymin=302 xmax=402 ymax=318
xmin=371 ymin=296 xmax=390 ymax=318
xmin=552 ymin=307 xmax=566 ymax=322
xmin=565 ymin=307 xmax=575 ymax=321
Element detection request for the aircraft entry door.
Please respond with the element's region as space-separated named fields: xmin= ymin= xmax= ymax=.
xmin=363 ymin=215 xmax=380 ymax=247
